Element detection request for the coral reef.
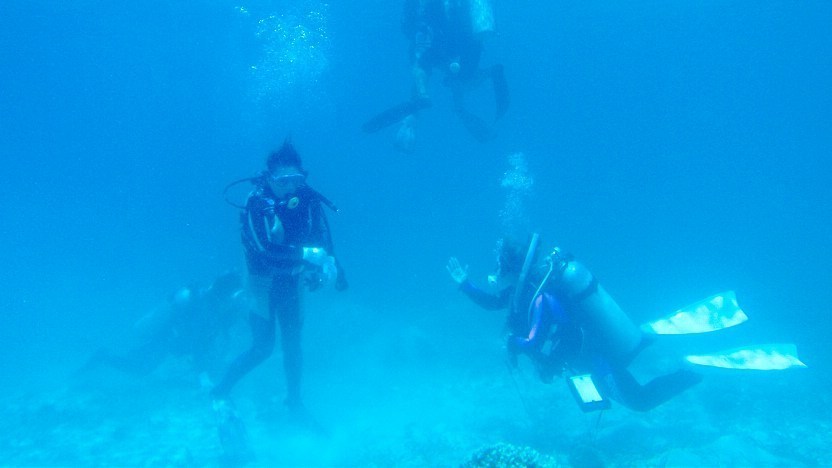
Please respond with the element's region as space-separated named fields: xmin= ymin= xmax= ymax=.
xmin=462 ymin=442 xmax=556 ymax=468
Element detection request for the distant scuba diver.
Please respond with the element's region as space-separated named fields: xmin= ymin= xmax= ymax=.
xmin=80 ymin=272 xmax=247 ymax=385
xmin=447 ymin=235 xmax=806 ymax=412
xmin=362 ymin=0 xmax=509 ymax=152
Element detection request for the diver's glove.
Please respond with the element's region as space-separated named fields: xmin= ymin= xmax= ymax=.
xmin=303 ymin=256 xmax=338 ymax=291
xmin=446 ymin=257 xmax=469 ymax=284
xmin=302 ymin=247 xmax=329 ymax=266
xmin=320 ymin=256 xmax=337 ymax=287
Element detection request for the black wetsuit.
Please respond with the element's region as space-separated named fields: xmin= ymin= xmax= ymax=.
xmin=212 ymin=184 xmax=339 ymax=407
xmin=402 ymin=0 xmax=484 ymax=83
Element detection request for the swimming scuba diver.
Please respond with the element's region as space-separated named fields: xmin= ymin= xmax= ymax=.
xmin=448 ymin=235 xmax=702 ymax=412
xmin=362 ymin=0 xmax=509 ymax=152
xmin=212 ymin=139 xmax=347 ymax=443
xmin=449 ymin=235 xmax=807 ymax=412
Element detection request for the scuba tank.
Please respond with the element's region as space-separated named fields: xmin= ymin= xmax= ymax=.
xmin=467 ymin=0 xmax=495 ymax=36
xmin=441 ymin=0 xmax=494 ymax=37
xmin=547 ymin=248 xmax=643 ymax=367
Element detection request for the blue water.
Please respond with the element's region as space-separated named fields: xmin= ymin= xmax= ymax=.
xmin=1 ymin=1 xmax=830 ymax=465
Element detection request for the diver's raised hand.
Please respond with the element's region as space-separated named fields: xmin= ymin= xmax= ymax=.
xmin=446 ymin=257 xmax=469 ymax=284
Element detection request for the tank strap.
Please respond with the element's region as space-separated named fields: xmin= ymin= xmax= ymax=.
xmin=570 ymin=276 xmax=599 ymax=303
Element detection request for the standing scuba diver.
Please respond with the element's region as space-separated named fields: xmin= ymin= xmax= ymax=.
xmin=362 ymin=0 xmax=509 ymax=152
xmin=447 ymin=235 xmax=702 ymax=412
xmin=212 ymin=139 xmax=347 ymax=458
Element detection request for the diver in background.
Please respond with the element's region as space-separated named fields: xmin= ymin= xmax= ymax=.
xmin=447 ymin=236 xmax=702 ymax=412
xmin=211 ymin=140 xmax=347 ymax=424
xmin=362 ymin=0 xmax=509 ymax=152
xmin=80 ymin=272 xmax=247 ymax=385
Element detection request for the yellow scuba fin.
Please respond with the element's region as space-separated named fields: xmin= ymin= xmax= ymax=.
xmin=642 ymin=291 xmax=748 ymax=335
xmin=685 ymin=343 xmax=807 ymax=370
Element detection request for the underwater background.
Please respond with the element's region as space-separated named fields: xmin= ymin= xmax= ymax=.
xmin=1 ymin=0 xmax=830 ymax=465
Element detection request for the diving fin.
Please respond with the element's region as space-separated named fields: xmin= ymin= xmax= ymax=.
xmin=458 ymin=109 xmax=494 ymax=142
xmin=685 ymin=343 xmax=807 ymax=370
xmin=213 ymin=399 xmax=253 ymax=463
xmin=642 ymin=291 xmax=748 ymax=335
xmin=491 ymin=64 xmax=509 ymax=119
xmin=362 ymin=98 xmax=431 ymax=133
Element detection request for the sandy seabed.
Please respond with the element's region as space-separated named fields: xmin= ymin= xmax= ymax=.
xmin=2 ymin=300 xmax=829 ymax=466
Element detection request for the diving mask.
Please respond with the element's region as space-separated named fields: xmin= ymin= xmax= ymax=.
xmin=270 ymin=173 xmax=306 ymax=188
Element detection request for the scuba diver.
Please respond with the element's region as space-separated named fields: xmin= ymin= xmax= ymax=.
xmin=212 ymin=139 xmax=347 ymax=449
xmin=79 ymin=272 xmax=247 ymax=385
xmin=448 ymin=235 xmax=806 ymax=413
xmin=362 ymin=0 xmax=509 ymax=152
xmin=448 ymin=236 xmax=705 ymax=412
